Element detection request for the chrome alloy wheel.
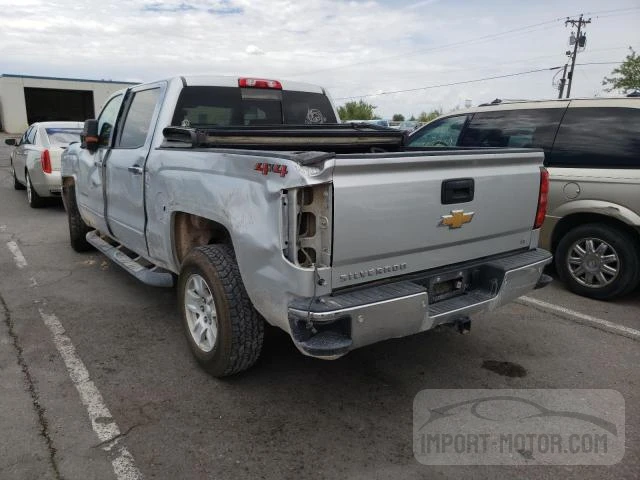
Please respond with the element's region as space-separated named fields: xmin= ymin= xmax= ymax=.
xmin=567 ymin=237 xmax=620 ymax=288
xmin=184 ymin=274 xmax=218 ymax=353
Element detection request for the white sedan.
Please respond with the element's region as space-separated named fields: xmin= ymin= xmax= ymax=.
xmin=6 ymin=121 xmax=83 ymax=208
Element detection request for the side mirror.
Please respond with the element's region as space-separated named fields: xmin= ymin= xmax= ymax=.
xmin=81 ymin=119 xmax=99 ymax=151
xmin=4 ymin=138 xmax=16 ymax=146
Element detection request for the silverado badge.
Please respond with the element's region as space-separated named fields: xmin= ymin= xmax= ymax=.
xmin=440 ymin=210 xmax=474 ymax=229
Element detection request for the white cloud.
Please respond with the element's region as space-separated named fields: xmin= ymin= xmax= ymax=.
xmin=245 ymin=45 xmax=265 ymax=55
xmin=404 ymin=0 xmax=442 ymax=10
xmin=0 ymin=0 xmax=638 ymax=117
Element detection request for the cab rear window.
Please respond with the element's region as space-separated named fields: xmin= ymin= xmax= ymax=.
xmin=172 ymin=86 xmax=337 ymax=127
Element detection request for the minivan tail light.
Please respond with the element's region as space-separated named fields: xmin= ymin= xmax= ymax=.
xmin=238 ymin=77 xmax=282 ymax=89
xmin=534 ymin=167 xmax=549 ymax=229
xmin=41 ymin=149 xmax=52 ymax=174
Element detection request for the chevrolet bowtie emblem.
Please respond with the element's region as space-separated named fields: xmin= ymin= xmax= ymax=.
xmin=440 ymin=210 xmax=474 ymax=229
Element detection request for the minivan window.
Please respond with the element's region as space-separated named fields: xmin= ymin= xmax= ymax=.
xmin=408 ymin=115 xmax=468 ymax=147
xmin=547 ymin=107 xmax=640 ymax=168
xmin=460 ymin=108 xmax=565 ymax=150
xmin=172 ymin=86 xmax=337 ymax=127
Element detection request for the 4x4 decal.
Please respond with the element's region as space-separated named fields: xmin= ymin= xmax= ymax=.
xmin=254 ymin=162 xmax=288 ymax=177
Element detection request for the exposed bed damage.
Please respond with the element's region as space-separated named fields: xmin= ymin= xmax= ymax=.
xmin=145 ymin=147 xmax=336 ymax=328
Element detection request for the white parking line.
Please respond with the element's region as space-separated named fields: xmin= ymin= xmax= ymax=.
xmin=38 ymin=309 xmax=143 ymax=480
xmin=6 ymin=238 xmax=142 ymax=477
xmin=6 ymin=241 xmax=27 ymax=268
xmin=520 ymin=296 xmax=640 ymax=341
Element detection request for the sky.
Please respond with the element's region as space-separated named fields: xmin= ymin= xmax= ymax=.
xmin=1 ymin=0 xmax=639 ymax=118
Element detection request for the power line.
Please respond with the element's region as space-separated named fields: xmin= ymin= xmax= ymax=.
xmin=582 ymin=6 xmax=640 ymax=16
xmin=334 ymin=62 xmax=621 ymax=100
xmin=289 ymin=18 xmax=564 ymax=77
xmin=575 ymin=61 xmax=623 ymax=66
xmin=336 ymin=67 xmax=561 ymax=100
xmin=288 ymin=7 xmax=640 ymax=78
xmin=324 ymin=46 xmax=635 ymax=91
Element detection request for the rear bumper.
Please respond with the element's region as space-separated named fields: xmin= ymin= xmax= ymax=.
xmin=288 ymin=248 xmax=552 ymax=358
xmin=30 ymin=169 xmax=62 ymax=196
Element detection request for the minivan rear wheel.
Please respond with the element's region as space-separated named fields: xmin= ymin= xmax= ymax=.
xmin=555 ymin=223 xmax=639 ymax=300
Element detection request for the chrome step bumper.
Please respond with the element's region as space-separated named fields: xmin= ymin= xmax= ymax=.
xmin=289 ymin=249 xmax=552 ymax=357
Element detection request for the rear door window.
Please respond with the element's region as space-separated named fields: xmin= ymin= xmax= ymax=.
xmin=26 ymin=126 xmax=37 ymax=145
xmin=548 ymin=107 xmax=640 ymax=168
xmin=460 ymin=108 xmax=565 ymax=150
xmin=408 ymin=115 xmax=468 ymax=147
xmin=172 ymin=86 xmax=337 ymax=127
xmin=118 ymin=88 xmax=161 ymax=148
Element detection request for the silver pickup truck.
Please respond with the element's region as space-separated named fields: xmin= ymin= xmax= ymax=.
xmin=61 ymin=75 xmax=552 ymax=376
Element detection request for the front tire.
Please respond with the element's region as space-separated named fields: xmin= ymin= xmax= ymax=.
xmin=63 ymin=183 xmax=93 ymax=252
xmin=555 ymin=223 xmax=640 ymax=300
xmin=12 ymin=163 xmax=25 ymax=190
xmin=178 ymin=245 xmax=264 ymax=377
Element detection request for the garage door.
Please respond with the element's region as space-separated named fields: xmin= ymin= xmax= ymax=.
xmin=24 ymin=87 xmax=95 ymax=124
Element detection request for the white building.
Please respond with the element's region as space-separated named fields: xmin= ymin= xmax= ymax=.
xmin=0 ymin=74 xmax=137 ymax=134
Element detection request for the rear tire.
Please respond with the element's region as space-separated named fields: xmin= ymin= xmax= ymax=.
xmin=12 ymin=163 xmax=25 ymax=190
xmin=178 ymin=244 xmax=264 ymax=377
xmin=555 ymin=223 xmax=639 ymax=300
xmin=26 ymin=171 xmax=46 ymax=208
xmin=63 ymin=184 xmax=93 ymax=252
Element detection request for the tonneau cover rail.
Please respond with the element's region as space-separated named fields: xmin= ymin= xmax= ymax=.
xmin=161 ymin=124 xmax=406 ymax=151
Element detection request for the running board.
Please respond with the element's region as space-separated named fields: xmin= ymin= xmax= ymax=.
xmin=86 ymin=231 xmax=174 ymax=287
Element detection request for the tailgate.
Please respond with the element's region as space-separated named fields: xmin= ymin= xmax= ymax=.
xmin=331 ymin=150 xmax=544 ymax=287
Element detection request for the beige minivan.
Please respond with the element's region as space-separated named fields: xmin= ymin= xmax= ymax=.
xmin=408 ymin=96 xmax=640 ymax=300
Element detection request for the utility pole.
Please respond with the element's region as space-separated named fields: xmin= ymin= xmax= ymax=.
xmin=564 ymin=14 xmax=591 ymax=98
xmin=557 ymin=63 xmax=568 ymax=99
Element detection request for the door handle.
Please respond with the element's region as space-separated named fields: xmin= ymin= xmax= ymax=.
xmin=128 ymin=165 xmax=143 ymax=175
xmin=441 ymin=178 xmax=475 ymax=204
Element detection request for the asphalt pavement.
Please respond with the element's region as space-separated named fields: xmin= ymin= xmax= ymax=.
xmin=0 ymin=134 xmax=638 ymax=480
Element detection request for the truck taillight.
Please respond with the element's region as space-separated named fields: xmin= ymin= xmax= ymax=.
xmin=534 ymin=167 xmax=549 ymax=229
xmin=238 ymin=77 xmax=282 ymax=89
xmin=41 ymin=149 xmax=52 ymax=174
xmin=282 ymin=184 xmax=332 ymax=268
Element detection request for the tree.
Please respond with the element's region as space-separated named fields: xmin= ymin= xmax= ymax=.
xmin=392 ymin=113 xmax=405 ymax=121
xmin=337 ymin=100 xmax=377 ymax=120
xmin=417 ymin=109 xmax=442 ymax=123
xmin=602 ymin=47 xmax=640 ymax=93
xmin=409 ymin=114 xmax=416 ymax=121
